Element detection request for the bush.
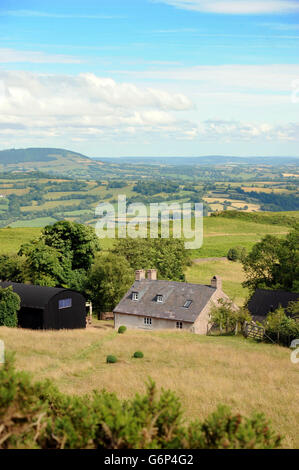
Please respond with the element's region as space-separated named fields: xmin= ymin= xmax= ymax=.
xmin=0 ymin=354 xmax=282 ymax=449
xmin=227 ymin=246 xmax=246 ymax=262
xmin=133 ymin=351 xmax=144 ymax=359
xmin=118 ymin=325 xmax=127 ymax=334
xmin=265 ymin=306 xmax=299 ymax=346
xmin=106 ymin=355 xmax=117 ymax=364
xmin=0 ymin=286 xmax=20 ymax=327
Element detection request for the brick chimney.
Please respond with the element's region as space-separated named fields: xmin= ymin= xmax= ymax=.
xmin=211 ymin=275 xmax=222 ymax=290
xmin=147 ymin=269 xmax=157 ymax=281
xmin=135 ymin=269 xmax=145 ymax=281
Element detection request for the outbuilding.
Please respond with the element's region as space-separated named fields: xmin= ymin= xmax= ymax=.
xmin=247 ymin=288 xmax=299 ymax=323
xmin=0 ymin=281 xmax=86 ymax=330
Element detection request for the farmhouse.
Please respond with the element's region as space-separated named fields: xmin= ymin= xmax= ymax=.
xmin=113 ymin=269 xmax=233 ymax=334
xmin=248 ymin=288 xmax=299 ymax=323
xmin=0 ymin=281 xmax=86 ymax=330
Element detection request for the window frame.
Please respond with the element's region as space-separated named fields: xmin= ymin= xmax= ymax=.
xmin=156 ymin=294 xmax=163 ymax=303
xmin=176 ymin=321 xmax=183 ymax=329
xmin=183 ymin=300 xmax=192 ymax=308
xmin=132 ymin=292 xmax=139 ymax=301
xmin=58 ymin=298 xmax=72 ymax=310
xmin=144 ymin=317 xmax=152 ymax=325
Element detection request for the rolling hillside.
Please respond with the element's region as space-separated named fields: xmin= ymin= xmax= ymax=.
xmin=0 ymin=148 xmax=104 ymax=176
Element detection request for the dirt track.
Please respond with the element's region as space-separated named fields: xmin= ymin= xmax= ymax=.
xmin=192 ymin=257 xmax=227 ymax=264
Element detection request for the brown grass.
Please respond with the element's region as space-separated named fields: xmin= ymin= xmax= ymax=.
xmin=0 ymin=322 xmax=298 ymax=448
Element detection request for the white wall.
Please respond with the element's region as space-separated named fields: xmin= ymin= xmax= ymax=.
xmin=114 ymin=313 xmax=192 ymax=332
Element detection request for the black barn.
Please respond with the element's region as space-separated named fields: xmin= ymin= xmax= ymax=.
xmin=0 ymin=281 xmax=86 ymax=330
xmin=247 ymin=288 xmax=299 ymax=322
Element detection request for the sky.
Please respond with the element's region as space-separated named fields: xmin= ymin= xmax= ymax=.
xmin=0 ymin=0 xmax=299 ymax=157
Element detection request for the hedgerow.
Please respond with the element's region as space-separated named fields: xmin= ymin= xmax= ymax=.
xmin=0 ymin=353 xmax=282 ymax=449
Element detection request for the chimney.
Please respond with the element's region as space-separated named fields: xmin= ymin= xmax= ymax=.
xmin=147 ymin=269 xmax=157 ymax=281
xmin=211 ymin=275 xmax=222 ymax=290
xmin=135 ymin=269 xmax=145 ymax=281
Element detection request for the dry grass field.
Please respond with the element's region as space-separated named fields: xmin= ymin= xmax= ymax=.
xmin=1 ymin=321 xmax=298 ymax=448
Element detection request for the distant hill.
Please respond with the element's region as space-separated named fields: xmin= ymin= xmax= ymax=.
xmin=98 ymin=155 xmax=299 ymax=166
xmin=0 ymin=148 xmax=104 ymax=177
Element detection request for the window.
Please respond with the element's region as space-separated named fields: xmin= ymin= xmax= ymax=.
xmin=132 ymin=292 xmax=139 ymax=301
xmin=183 ymin=300 xmax=192 ymax=308
xmin=156 ymin=295 xmax=163 ymax=303
xmin=144 ymin=317 xmax=152 ymax=325
xmin=176 ymin=321 xmax=183 ymax=329
xmin=59 ymin=298 xmax=72 ymax=309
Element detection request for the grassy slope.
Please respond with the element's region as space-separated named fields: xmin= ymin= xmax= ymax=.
xmin=0 ymin=321 xmax=298 ymax=448
xmin=0 ymin=227 xmax=41 ymax=254
xmin=186 ymin=259 xmax=248 ymax=306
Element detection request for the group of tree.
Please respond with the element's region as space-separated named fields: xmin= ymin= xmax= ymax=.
xmin=242 ymin=224 xmax=299 ymax=292
xmin=0 ymin=221 xmax=189 ymax=319
xmin=227 ymin=246 xmax=247 ymax=262
xmin=133 ymin=180 xmax=180 ymax=196
xmin=264 ymin=301 xmax=299 ymax=346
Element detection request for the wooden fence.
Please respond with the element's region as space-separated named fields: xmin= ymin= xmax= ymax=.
xmin=243 ymin=321 xmax=265 ymax=341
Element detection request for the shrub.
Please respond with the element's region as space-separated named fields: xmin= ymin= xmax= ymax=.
xmin=133 ymin=351 xmax=144 ymax=359
xmin=106 ymin=355 xmax=117 ymax=364
xmin=0 ymin=354 xmax=282 ymax=449
xmin=118 ymin=325 xmax=127 ymax=334
xmin=227 ymin=246 xmax=246 ymax=262
xmin=0 ymin=286 xmax=20 ymax=327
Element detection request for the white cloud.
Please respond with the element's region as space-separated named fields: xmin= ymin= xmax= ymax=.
xmin=259 ymin=22 xmax=299 ymax=30
xmin=196 ymin=120 xmax=298 ymax=141
xmin=0 ymin=48 xmax=82 ymax=64
xmin=0 ymin=10 xmax=125 ymax=19
xmin=0 ymin=70 xmax=297 ymax=147
xmin=0 ymin=71 xmax=193 ymax=143
xmin=114 ymin=64 xmax=299 ymax=93
xmin=156 ymin=0 xmax=299 ymax=14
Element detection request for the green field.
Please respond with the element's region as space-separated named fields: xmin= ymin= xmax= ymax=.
xmin=8 ymin=217 xmax=57 ymax=228
xmin=0 ymin=227 xmax=41 ymax=254
xmin=1 ymin=321 xmax=298 ymax=448
xmin=186 ymin=259 xmax=248 ymax=306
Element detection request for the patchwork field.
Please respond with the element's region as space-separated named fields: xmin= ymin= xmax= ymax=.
xmin=1 ymin=322 xmax=298 ymax=448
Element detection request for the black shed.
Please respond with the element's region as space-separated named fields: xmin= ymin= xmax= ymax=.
xmin=247 ymin=288 xmax=299 ymax=322
xmin=0 ymin=281 xmax=86 ymax=330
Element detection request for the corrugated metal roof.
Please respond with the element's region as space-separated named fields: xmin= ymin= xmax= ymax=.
xmin=248 ymin=288 xmax=299 ymax=317
xmin=0 ymin=281 xmax=67 ymax=309
xmin=114 ymin=279 xmax=216 ymax=323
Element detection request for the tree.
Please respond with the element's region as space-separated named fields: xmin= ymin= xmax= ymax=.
xmin=113 ymin=238 xmax=188 ymax=281
xmin=210 ymin=298 xmax=251 ymax=335
xmin=0 ymin=254 xmax=26 ymax=282
xmin=41 ymin=221 xmax=100 ymax=271
xmin=227 ymin=246 xmax=246 ymax=263
xmin=242 ymin=225 xmax=299 ymax=292
xmin=0 ymin=286 xmax=20 ymax=327
xmin=265 ymin=306 xmax=299 ymax=346
xmin=86 ymin=253 xmax=134 ymax=314
xmin=19 ymin=241 xmax=70 ymax=287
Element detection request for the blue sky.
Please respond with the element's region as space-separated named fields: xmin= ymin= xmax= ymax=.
xmin=0 ymin=0 xmax=299 ymax=157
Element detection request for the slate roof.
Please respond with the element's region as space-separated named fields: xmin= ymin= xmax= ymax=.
xmin=0 ymin=281 xmax=68 ymax=309
xmin=247 ymin=288 xmax=299 ymax=318
xmin=113 ymin=279 xmax=217 ymax=323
